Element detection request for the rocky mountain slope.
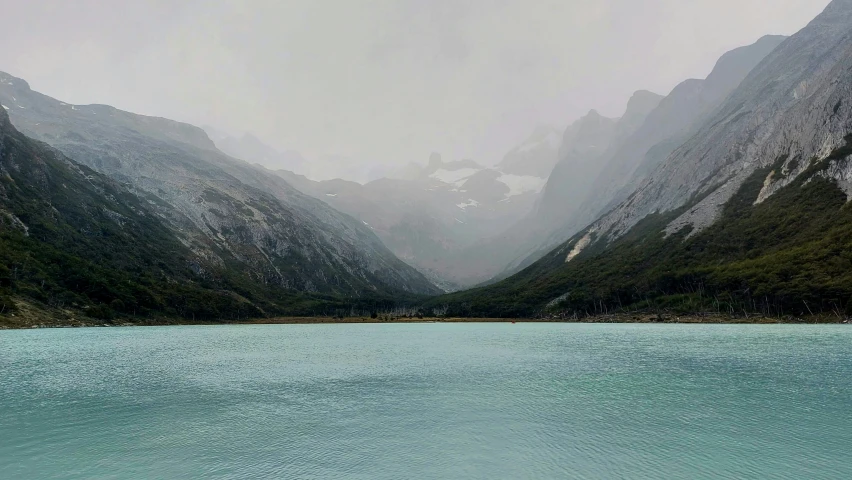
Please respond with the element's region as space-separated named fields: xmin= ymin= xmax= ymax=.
xmin=539 ymin=90 xmax=665 ymax=225
xmin=572 ymin=34 xmax=788 ymax=232
xmin=471 ymin=35 xmax=788 ymax=285
xmin=425 ymin=0 xmax=852 ymax=318
xmin=0 ymin=106 xmax=254 ymax=320
xmin=0 ymin=72 xmax=440 ymax=299
xmin=594 ymin=0 xmax=851 ymax=240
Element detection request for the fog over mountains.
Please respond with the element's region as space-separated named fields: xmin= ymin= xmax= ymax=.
xmin=4 ymin=1 xmax=829 ymax=180
xmin=190 ymin=33 xmax=791 ymax=291
xmin=206 ymin=126 xmax=561 ymax=290
xmin=3 ymin=0 xmax=852 ymax=322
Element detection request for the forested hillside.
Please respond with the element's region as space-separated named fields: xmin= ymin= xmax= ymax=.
xmin=0 ymin=108 xmax=421 ymax=324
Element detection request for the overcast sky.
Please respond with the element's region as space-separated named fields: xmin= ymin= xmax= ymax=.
xmin=0 ymin=0 xmax=832 ymax=181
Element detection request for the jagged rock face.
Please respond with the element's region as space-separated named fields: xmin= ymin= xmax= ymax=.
xmin=593 ymin=0 xmax=852 ymax=241
xmin=0 ymin=72 xmax=440 ymax=296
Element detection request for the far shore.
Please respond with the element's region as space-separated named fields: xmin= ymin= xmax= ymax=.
xmin=1 ymin=313 xmax=848 ymax=330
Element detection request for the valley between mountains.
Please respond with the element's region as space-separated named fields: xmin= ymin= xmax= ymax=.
xmin=2 ymin=0 xmax=852 ymax=326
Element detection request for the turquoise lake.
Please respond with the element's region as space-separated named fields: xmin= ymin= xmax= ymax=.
xmin=1 ymin=323 xmax=851 ymax=479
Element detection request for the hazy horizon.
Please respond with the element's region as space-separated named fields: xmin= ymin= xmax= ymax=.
xmin=0 ymin=0 xmax=831 ymax=182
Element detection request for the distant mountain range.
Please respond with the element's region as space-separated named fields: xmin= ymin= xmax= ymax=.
xmin=213 ymin=128 xmax=562 ymax=290
xmin=194 ymin=32 xmax=801 ymax=291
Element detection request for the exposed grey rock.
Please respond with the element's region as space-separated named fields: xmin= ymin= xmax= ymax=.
xmin=0 ymin=71 xmax=440 ymax=296
xmin=476 ymin=34 xmax=789 ymax=279
xmin=815 ymin=155 xmax=852 ymax=199
xmin=594 ymin=0 xmax=852 ymax=242
xmin=587 ymin=35 xmax=788 ymax=222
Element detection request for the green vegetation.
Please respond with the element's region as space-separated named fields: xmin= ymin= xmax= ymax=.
xmin=426 ymin=138 xmax=852 ymax=319
xmin=5 ymin=92 xmax=852 ymax=325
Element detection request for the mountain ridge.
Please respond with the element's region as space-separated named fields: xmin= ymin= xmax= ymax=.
xmin=472 ymin=34 xmax=788 ymax=285
xmin=0 ymin=71 xmax=441 ymax=299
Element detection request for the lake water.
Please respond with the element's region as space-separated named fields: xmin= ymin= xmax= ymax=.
xmin=1 ymin=323 xmax=851 ymax=479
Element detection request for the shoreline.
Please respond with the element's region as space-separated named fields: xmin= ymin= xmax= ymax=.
xmin=2 ymin=313 xmax=847 ymax=330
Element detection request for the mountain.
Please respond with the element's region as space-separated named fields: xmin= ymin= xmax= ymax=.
xmin=0 ymin=105 xmax=258 ymax=322
xmin=204 ymin=122 xmax=568 ymax=289
xmin=538 ymin=90 xmax=666 ymax=229
xmin=439 ymin=91 xmax=663 ymax=286
xmin=468 ymin=35 xmax=787 ymax=285
xmin=0 ymin=72 xmax=440 ymax=305
xmin=425 ymin=0 xmax=852 ymax=318
xmin=574 ymin=34 xmax=789 ymax=228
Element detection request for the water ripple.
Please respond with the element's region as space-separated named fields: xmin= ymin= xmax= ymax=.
xmin=1 ymin=324 xmax=851 ymax=479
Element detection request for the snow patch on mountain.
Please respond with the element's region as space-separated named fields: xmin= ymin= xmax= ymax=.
xmin=497 ymin=174 xmax=547 ymax=197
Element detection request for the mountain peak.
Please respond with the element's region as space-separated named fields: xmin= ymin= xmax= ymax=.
xmin=624 ymin=90 xmax=664 ymax=120
xmin=0 ymin=71 xmax=30 ymax=91
xmin=239 ymin=132 xmax=270 ymax=149
xmin=577 ymin=109 xmax=618 ymax=127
